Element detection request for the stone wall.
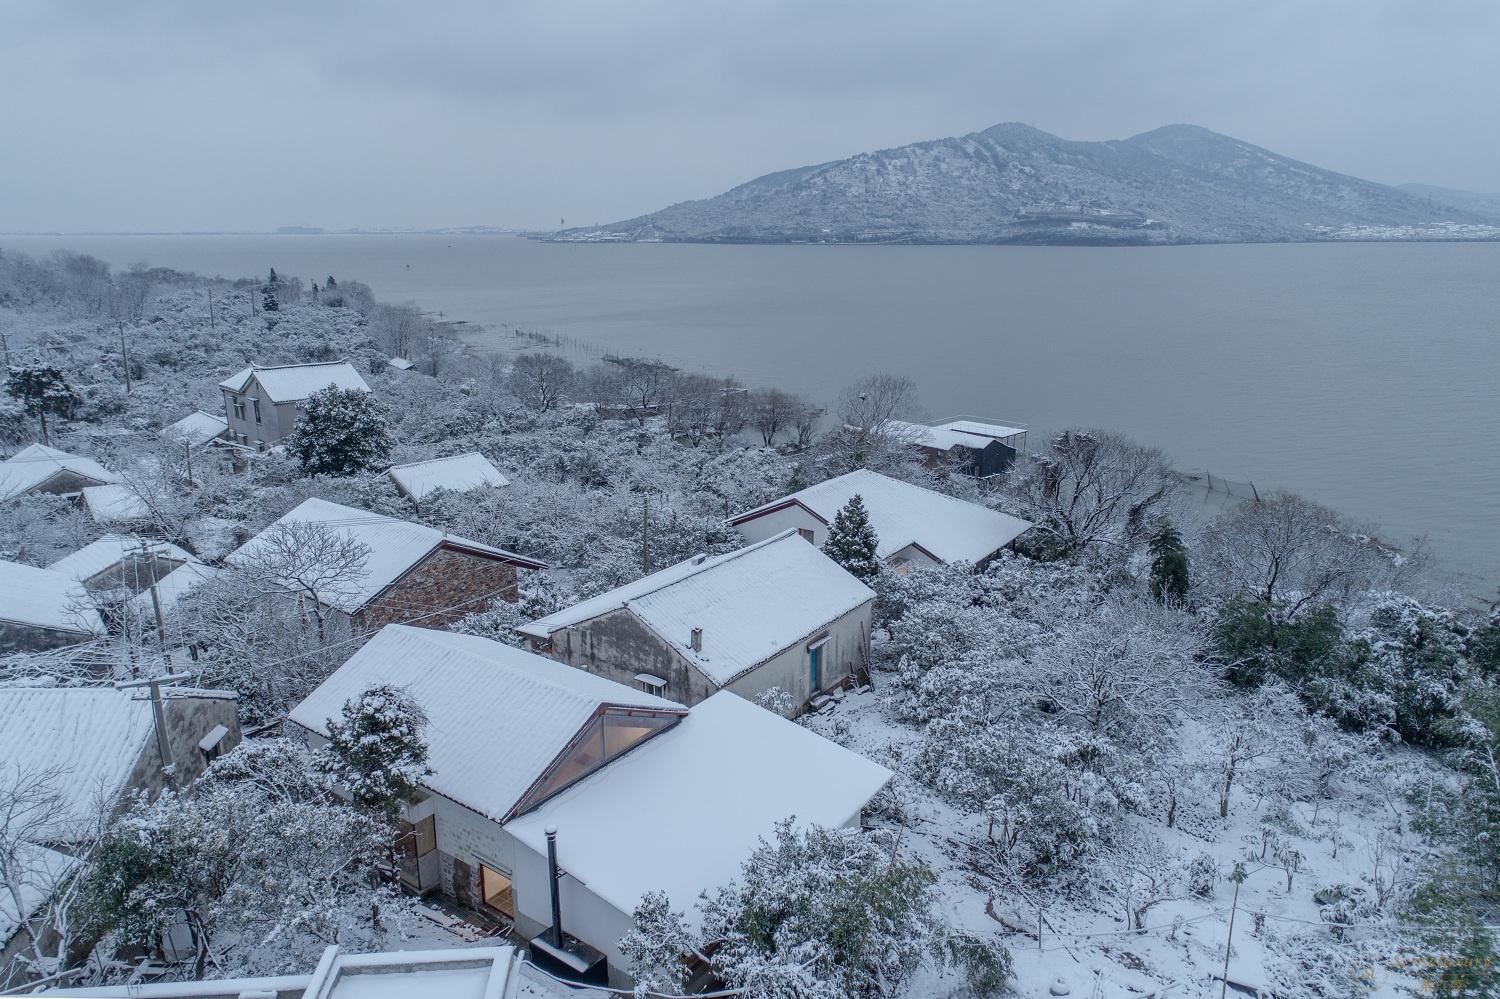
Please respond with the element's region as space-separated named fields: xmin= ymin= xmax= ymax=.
xmin=357 ymin=546 xmax=519 ymax=633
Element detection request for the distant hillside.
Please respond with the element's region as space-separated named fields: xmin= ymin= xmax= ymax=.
xmin=1398 ymin=183 xmax=1500 ymax=221
xmin=554 ymin=123 xmax=1500 ymax=246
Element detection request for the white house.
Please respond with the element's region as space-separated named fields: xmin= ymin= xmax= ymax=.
xmin=0 ymin=444 xmax=117 ymax=502
xmin=227 ymin=498 xmax=546 ymax=633
xmin=519 ymin=530 xmax=875 ymax=712
xmin=729 ymin=468 xmax=1033 ymax=570
xmin=217 ymin=360 xmax=370 ymax=447
xmin=0 ymin=560 xmax=105 ymax=652
xmin=387 ymin=452 xmax=509 ymax=506
xmin=288 ymin=625 xmax=891 ymax=989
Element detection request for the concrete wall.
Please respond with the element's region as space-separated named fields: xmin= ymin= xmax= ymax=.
xmin=356 ymin=547 xmax=520 ymax=633
xmin=223 ymin=379 xmax=301 ymax=447
xmin=119 ymin=693 xmax=243 ymax=809
xmin=31 ymin=469 xmax=111 ymax=498
xmin=732 ymin=505 xmax=826 ymax=549
xmin=544 ymin=600 xmax=872 ymax=715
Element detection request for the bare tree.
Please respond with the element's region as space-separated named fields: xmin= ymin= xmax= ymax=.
xmin=749 ymin=388 xmax=804 ymax=446
xmin=606 ymin=355 xmax=678 ymax=413
xmin=370 ymin=303 xmax=429 ymax=359
xmin=1005 ymin=429 xmax=1174 ymax=557
xmin=1199 ymin=491 xmax=1379 ymax=640
xmin=509 ymin=353 xmax=576 ymax=412
xmin=231 ymin=520 xmax=371 ymax=636
xmin=421 ymin=335 xmax=464 ymax=380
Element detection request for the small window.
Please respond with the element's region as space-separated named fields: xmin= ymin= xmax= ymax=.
xmin=198 ymin=724 xmax=230 ymax=765
xmin=232 ymin=399 xmax=246 ymax=421
xmin=480 ymin=864 xmax=514 ymax=918
xmin=635 ymin=673 xmax=667 ymax=695
xmin=251 ymin=398 xmax=262 ymax=423
xmin=797 ymin=528 xmax=815 ymax=543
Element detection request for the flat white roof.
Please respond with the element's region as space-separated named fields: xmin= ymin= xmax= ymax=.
xmin=228 ymin=498 xmax=543 ymax=614
xmin=0 ymin=443 xmax=117 ymax=501
xmin=218 ymin=360 xmax=370 ymax=403
xmin=731 ymin=468 xmax=1033 ymax=564
xmin=0 ymin=559 xmax=104 ymax=637
xmin=80 ymin=483 xmax=151 ymax=523
xmin=388 ymin=452 xmax=510 ymax=502
xmin=159 ymin=410 xmax=229 ymax=447
xmin=522 ymin=532 xmax=873 ymax=686
xmin=49 ymin=534 xmax=196 ymax=585
xmin=289 ymin=626 xmax=685 ymax=823
xmin=506 ymin=691 xmax=892 ymax=928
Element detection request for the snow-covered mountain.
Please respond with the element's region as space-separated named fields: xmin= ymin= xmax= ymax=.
xmin=556 ymin=123 xmax=1499 ymax=245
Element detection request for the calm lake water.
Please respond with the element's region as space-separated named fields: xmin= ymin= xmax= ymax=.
xmin=6 ymin=234 xmax=1497 ymax=594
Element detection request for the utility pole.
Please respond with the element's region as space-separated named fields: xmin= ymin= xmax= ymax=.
xmin=641 ymin=494 xmax=652 ymax=574
xmin=148 ymin=576 xmax=168 ymax=646
xmin=182 ymin=442 xmax=193 ymax=486
xmin=207 ymin=289 xmax=215 ymax=333
xmin=116 ymin=672 xmax=193 ymax=788
xmin=119 ymin=322 xmax=132 ymax=394
xmin=0 ymin=323 xmax=9 ymax=367
xmin=1220 ymin=862 xmax=1246 ymax=999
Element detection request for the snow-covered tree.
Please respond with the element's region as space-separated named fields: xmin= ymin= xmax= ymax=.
xmin=1004 ymin=429 xmax=1173 ymax=558
xmin=320 ymin=684 xmax=431 ymax=820
xmin=5 ymin=362 xmax=80 ymax=444
xmin=286 ymin=384 xmax=393 ymax=476
xmin=1148 ymin=520 xmax=1190 ymax=604
xmin=261 ymin=268 xmax=279 ymax=312
xmin=620 ymin=890 xmax=694 ymax=996
xmin=510 ymin=352 xmax=576 ymax=411
xmin=822 ymin=494 xmax=880 ymax=581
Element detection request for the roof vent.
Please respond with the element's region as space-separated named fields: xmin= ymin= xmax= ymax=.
xmin=690 ymin=627 xmax=703 ymax=652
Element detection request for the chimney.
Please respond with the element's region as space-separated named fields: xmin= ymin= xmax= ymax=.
xmin=689 ymin=627 xmax=703 ymax=652
xmin=546 ymin=826 xmax=563 ymax=948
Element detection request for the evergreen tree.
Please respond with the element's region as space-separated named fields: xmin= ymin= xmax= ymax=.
xmin=261 ymin=268 xmax=279 ymax=313
xmin=5 ymin=362 xmax=80 ymax=444
xmin=319 ymin=684 xmax=431 ymax=820
xmin=286 ymin=384 xmax=393 ymax=476
xmin=822 ymin=493 xmax=880 ymax=581
xmin=1148 ymin=521 xmax=1190 ymax=604
xmin=325 ymin=275 xmax=337 ymax=288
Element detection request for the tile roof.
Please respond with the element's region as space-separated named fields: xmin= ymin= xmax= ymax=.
xmin=218 ymin=361 xmax=370 ymax=403
xmin=0 ymin=560 xmax=104 ymax=636
xmin=0 ymin=443 xmax=117 ymax=501
xmin=388 ymin=452 xmax=510 ymax=502
xmin=48 ymin=535 xmax=196 ymax=585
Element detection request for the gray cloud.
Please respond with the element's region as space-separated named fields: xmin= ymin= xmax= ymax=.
xmin=1 ymin=0 xmax=1496 ymax=231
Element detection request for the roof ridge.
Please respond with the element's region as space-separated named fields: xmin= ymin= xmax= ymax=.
xmin=249 ymin=358 xmax=353 ymax=371
xmin=621 ymin=529 xmax=802 ymax=608
xmin=391 ymin=451 xmax=487 ymax=469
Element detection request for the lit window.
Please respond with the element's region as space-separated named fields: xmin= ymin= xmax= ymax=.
xmin=480 ymin=864 xmax=514 ymax=918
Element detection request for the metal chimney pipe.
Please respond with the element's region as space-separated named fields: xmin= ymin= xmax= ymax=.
xmin=546 ymin=826 xmax=563 ymax=948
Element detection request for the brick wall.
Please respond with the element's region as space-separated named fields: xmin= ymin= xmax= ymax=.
xmin=357 ymin=546 xmax=520 ymax=632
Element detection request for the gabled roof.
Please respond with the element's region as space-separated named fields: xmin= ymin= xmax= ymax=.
xmin=80 ymin=483 xmax=151 ymax=523
xmin=217 ymin=360 xmax=370 ymax=403
xmin=0 ymin=443 xmax=118 ymax=501
xmin=887 ymin=419 xmax=1024 ymax=452
xmin=506 ymin=691 xmax=893 ymax=929
xmin=0 ymin=560 xmax=104 ymax=637
xmin=520 ymin=532 xmax=874 ymax=686
xmin=0 ymin=687 xmax=157 ymax=841
xmin=730 ymin=468 xmax=1033 ymax=564
xmin=48 ymin=535 xmax=196 ymax=585
xmin=227 ymin=498 xmax=545 ymax=615
xmin=387 ymin=356 xmax=417 ymax=370
xmin=288 ymin=626 xmax=685 ymax=824
xmin=159 ymin=410 xmax=229 ymax=447
xmin=388 ymin=452 xmax=509 ymax=502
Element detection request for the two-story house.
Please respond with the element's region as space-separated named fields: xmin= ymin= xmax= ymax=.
xmin=217 ymin=360 xmax=370 ymax=447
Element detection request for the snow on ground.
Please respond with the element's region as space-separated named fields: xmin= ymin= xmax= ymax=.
xmin=802 ymin=686 xmax=1438 ymax=998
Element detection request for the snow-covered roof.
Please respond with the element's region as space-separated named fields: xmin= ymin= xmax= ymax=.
xmin=227 ymin=498 xmax=544 ymax=614
xmin=520 ymin=532 xmax=874 ymax=686
xmin=0 ymin=443 xmax=118 ymax=501
xmin=159 ymin=410 xmax=229 ymax=447
xmin=288 ymin=626 xmax=685 ymax=824
xmin=388 ymin=452 xmax=510 ymax=502
xmin=80 ymin=482 xmax=151 ymax=523
xmin=0 ymin=844 xmax=77 ymax=944
xmin=0 ymin=687 xmax=158 ymax=841
xmin=126 ymin=562 xmax=225 ymax=617
xmin=0 ymin=560 xmax=104 ymax=637
xmin=387 ymin=356 xmax=417 ymax=371
xmin=731 ymin=469 xmax=1033 ymax=564
xmin=887 ymin=419 xmax=1025 ymax=452
xmin=217 ymin=360 xmax=370 ymax=403
xmin=49 ymin=535 xmax=196 ymax=586
xmin=506 ymin=691 xmax=893 ymax=927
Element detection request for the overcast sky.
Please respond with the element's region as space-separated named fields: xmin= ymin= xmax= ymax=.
xmin=2 ymin=0 xmax=1496 ymax=232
